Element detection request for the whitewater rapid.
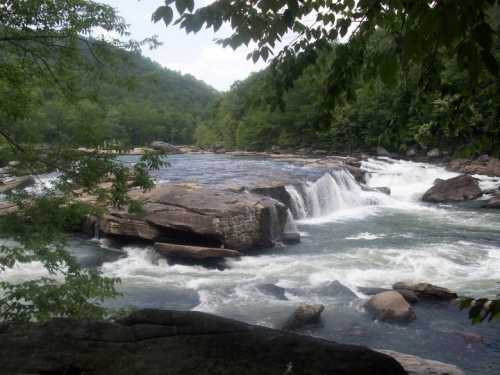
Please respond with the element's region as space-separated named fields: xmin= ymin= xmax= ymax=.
xmin=2 ymin=155 xmax=500 ymax=373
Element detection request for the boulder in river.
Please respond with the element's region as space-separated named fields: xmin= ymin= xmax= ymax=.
xmin=448 ymin=157 xmax=500 ymax=177
xmin=150 ymin=141 xmax=183 ymax=154
xmin=377 ymin=350 xmax=465 ymax=375
xmin=282 ymin=303 xmax=325 ymax=330
xmin=154 ymin=242 xmax=241 ymax=260
xmin=364 ymin=291 xmax=416 ymax=322
xmin=318 ymin=280 xmax=358 ymax=300
xmin=358 ymin=287 xmax=418 ymax=304
xmin=393 ymin=282 xmax=457 ymax=301
xmin=94 ymin=183 xmax=288 ymax=251
xmin=0 ymin=308 xmax=406 ymax=375
xmin=257 ymin=283 xmax=288 ymax=300
xmin=421 ymin=175 xmax=482 ymax=203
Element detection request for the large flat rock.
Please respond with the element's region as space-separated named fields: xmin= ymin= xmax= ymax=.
xmin=96 ymin=183 xmax=288 ymax=251
xmin=0 ymin=309 xmax=405 ymax=375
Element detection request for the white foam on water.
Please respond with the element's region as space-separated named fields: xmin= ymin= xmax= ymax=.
xmin=362 ymin=158 xmax=459 ymax=202
xmin=346 ymin=232 xmax=385 ymax=240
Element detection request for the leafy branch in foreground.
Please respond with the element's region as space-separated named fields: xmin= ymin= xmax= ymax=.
xmin=0 ymin=1 xmax=164 ymax=322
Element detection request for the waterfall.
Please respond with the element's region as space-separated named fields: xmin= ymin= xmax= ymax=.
xmin=284 ymin=209 xmax=299 ymax=233
xmin=286 ymin=169 xmax=364 ymax=219
xmin=285 ymin=185 xmax=308 ymax=219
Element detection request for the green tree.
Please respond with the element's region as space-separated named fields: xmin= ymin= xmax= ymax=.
xmin=0 ymin=1 xmax=166 ymax=321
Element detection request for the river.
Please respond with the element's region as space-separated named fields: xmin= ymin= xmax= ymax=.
xmin=2 ymin=154 xmax=500 ymax=373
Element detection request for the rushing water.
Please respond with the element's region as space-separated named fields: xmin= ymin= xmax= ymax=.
xmin=2 ymin=154 xmax=500 ymax=373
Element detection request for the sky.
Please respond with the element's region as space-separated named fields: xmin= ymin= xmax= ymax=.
xmin=100 ymin=0 xmax=268 ymax=91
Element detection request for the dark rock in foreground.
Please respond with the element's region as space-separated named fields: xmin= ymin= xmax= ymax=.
xmin=282 ymin=303 xmax=325 ymax=330
xmin=422 ymin=174 xmax=482 ymax=203
xmin=154 ymin=242 xmax=241 ymax=260
xmin=377 ymin=350 xmax=465 ymax=375
xmin=0 ymin=309 xmax=405 ymax=375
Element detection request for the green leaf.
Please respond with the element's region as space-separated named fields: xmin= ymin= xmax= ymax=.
xmin=176 ymin=0 xmax=194 ymax=14
xmin=481 ymin=50 xmax=499 ymax=76
xmin=152 ymin=6 xmax=174 ymax=27
xmin=378 ymin=52 xmax=399 ymax=87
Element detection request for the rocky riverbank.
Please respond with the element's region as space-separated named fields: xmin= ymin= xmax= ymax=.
xmin=0 ymin=308 xmax=468 ymax=375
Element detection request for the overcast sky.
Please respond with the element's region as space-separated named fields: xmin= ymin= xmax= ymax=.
xmin=100 ymin=0 xmax=268 ymax=91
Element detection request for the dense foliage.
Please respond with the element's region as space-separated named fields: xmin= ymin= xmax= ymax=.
xmin=196 ymin=31 xmax=500 ymax=156
xmin=0 ymin=1 xmax=199 ymax=321
xmin=3 ymin=45 xmax=218 ymax=148
xmin=156 ymin=0 xmax=500 ymax=157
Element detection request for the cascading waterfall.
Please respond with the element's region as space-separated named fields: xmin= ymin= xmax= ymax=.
xmin=284 ymin=209 xmax=299 ymax=233
xmin=285 ymin=185 xmax=308 ymax=219
xmin=286 ymin=169 xmax=365 ymax=219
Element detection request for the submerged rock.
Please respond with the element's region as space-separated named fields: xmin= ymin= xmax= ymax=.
xmin=94 ymin=183 xmax=288 ymax=251
xmin=154 ymin=242 xmax=241 ymax=260
xmin=377 ymin=350 xmax=465 ymax=375
xmin=0 ymin=309 xmax=405 ymax=375
xmin=257 ymin=283 xmax=288 ymax=300
xmin=358 ymin=287 xmax=392 ymax=296
xmin=393 ymin=282 xmax=457 ymax=301
xmin=318 ymin=281 xmax=358 ymax=300
xmin=364 ymin=291 xmax=416 ymax=322
xmin=422 ymin=175 xmax=482 ymax=203
xmin=282 ymin=231 xmax=301 ymax=244
xmin=282 ymin=303 xmax=325 ymax=330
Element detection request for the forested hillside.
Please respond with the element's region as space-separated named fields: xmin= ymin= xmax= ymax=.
xmin=195 ymin=8 xmax=500 ymax=157
xmin=2 ymin=44 xmax=219 ymax=148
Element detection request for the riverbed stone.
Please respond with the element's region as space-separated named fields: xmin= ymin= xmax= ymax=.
xmin=0 ymin=309 xmax=406 ymax=375
xmin=150 ymin=141 xmax=183 ymax=154
xmin=377 ymin=350 xmax=465 ymax=375
xmin=393 ymin=282 xmax=457 ymax=301
xmin=422 ymin=175 xmax=482 ymax=202
xmin=95 ymin=183 xmax=288 ymax=251
xmin=448 ymin=157 xmax=500 ymax=177
xmin=364 ymin=291 xmax=416 ymax=322
xmin=154 ymin=242 xmax=241 ymax=260
xmin=282 ymin=303 xmax=325 ymax=330
xmin=257 ymin=283 xmax=288 ymax=300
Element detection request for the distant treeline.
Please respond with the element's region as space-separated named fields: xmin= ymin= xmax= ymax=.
xmin=1 ymin=43 xmax=219 ymax=148
xmin=195 ymin=9 xmax=500 ymax=157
